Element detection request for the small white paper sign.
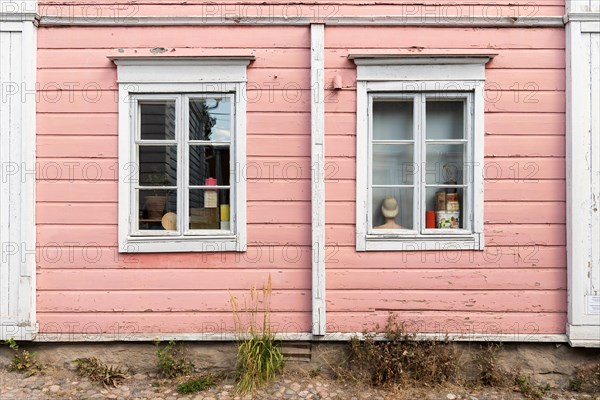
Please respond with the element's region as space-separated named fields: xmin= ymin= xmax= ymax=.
xmin=586 ymin=295 xmax=600 ymax=315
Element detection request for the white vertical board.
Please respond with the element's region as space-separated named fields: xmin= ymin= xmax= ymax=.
xmin=0 ymin=30 xmax=14 ymax=327
xmin=0 ymin=20 xmax=37 ymax=341
xmin=566 ymin=12 xmax=600 ymax=346
xmin=589 ymin=32 xmax=600 ymax=301
xmin=310 ymin=24 xmax=326 ymax=336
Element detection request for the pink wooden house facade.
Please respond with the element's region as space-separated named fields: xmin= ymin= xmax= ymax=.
xmin=1 ymin=0 xmax=599 ymax=346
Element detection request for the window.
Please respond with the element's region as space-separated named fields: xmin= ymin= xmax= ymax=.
xmin=111 ymin=56 xmax=252 ymax=252
xmin=352 ymin=55 xmax=492 ymax=251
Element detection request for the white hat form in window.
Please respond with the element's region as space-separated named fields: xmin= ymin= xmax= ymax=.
xmin=374 ymin=196 xmax=403 ymax=229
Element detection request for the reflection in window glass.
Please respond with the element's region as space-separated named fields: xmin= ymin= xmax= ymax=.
xmin=189 ymin=98 xmax=231 ymax=141
xmin=140 ymin=101 xmax=176 ymax=140
xmin=139 ymin=145 xmax=178 ymax=186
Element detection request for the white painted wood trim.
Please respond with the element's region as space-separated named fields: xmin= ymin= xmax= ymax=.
xmin=581 ymin=21 xmax=600 ymax=33
xmin=311 ymin=24 xmax=326 ymax=336
xmin=0 ymin=13 xmax=37 ymax=23
xmin=565 ymin=12 xmax=600 ymax=23
xmin=567 ymin=0 xmax=598 ymax=14
xmin=0 ymin=19 xmax=37 ymax=341
xmin=37 ymin=15 xmax=564 ymax=27
xmin=30 ymin=332 xmax=569 ymax=343
xmin=566 ymin=15 xmax=600 ymax=346
xmin=355 ymin=80 xmax=368 ymax=251
xmin=113 ymin=58 xmax=248 ymax=253
xmin=110 ymin=57 xmax=252 ymax=84
xmin=567 ymin=324 xmax=600 ymax=347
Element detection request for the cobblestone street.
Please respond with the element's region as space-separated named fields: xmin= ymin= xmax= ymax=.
xmin=1 ymin=367 xmax=599 ymax=400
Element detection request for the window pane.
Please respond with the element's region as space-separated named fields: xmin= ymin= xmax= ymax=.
xmin=139 ymin=145 xmax=177 ymax=186
xmin=189 ymin=146 xmax=230 ymax=186
xmin=189 ymin=189 xmax=231 ymax=230
xmin=138 ymin=189 xmax=177 ymax=230
xmin=425 ymin=143 xmax=464 ymax=185
xmin=372 ymin=100 xmax=413 ymax=140
xmin=426 ymin=100 xmax=464 ymax=140
xmin=372 ymin=187 xmax=413 ymax=230
xmin=140 ymin=101 xmax=176 ymax=140
xmin=189 ymin=98 xmax=231 ymax=141
xmin=372 ymin=144 xmax=414 ymax=185
xmin=425 ymin=187 xmax=464 ymax=229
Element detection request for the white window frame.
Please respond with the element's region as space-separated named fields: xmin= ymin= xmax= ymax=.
xmin=111 ymin=57 xmax=252 ymax=253
xmin=352 ymin=55 xmax=492 ymax=251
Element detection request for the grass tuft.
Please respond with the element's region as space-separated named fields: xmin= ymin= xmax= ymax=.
xmin=176 ymin=376 xmax=215 ymax=394
xmin=231 ymin=274 xmax=284 ymax=395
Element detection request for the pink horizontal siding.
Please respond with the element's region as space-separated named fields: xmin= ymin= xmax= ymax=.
xmin=322 ymin=23 xmax=566 ymax=335
xmin=35 ymin=8 xmax=567 ymax=336
xmin=36 ymin=24 xmax=313 ymax=335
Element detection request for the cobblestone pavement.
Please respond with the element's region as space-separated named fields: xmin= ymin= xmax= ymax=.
xmin=1 ymin=368 xmax=599 ymax=400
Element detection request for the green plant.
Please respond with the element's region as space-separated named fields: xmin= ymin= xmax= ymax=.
xmin=473 ymin=343 xmax=509 ymax=386
xmin=74 ymin=357 xmax=128 ymax=388
xmin=2 ymin=338 xmax=43 ymax=375
xmin=155 ymin=340 xmax=194 ymax=378
xmin=514 ymin=375 xmax=551 ymax=399
xmin=230 ymin=274 xmax=284 ymax=394
xmin=569 ymin=362 xmax=600 ymax=393
xmin=569 ymin=378 xmax=583 ymax=391
xmin=176 ymin=376 xmax=215 ymax=394
xmin=340 ymin=314 xmax=459 ymax=387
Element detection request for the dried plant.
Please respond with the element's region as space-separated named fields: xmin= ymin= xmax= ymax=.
xmin=155 ymin=340 xmax=194 ymax=378
xmin=338 ymin=314 xmax=459 ymax=387
xmin=230 ymin=274 xmax=284 ymax=394
xmin=74 ymin=357 xmax=128 ymax=388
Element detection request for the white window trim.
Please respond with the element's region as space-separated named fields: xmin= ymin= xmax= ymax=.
xmin=110 ymin=56 xmax=253 ymax=253
xmin=352 ymin=55 xmax=493 ymax=252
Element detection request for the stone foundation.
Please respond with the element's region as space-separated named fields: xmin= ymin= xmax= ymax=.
xmin=1 ymin=342 xmax=598 ymax=389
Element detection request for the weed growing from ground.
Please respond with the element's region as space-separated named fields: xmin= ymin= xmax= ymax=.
xmin=231 ymin=274 xmax=284 ymax=395
xmin=74 ymin=357 xmax=128 ymax=388
xmin=569 ymin=362 xmax=600 ymax=393
xmin=1 ymin=338 xmax=43 ymax=375
xmin=473 ymin=343 xmax=509 ymax=386
xmin=513 ymin=374 xmax=551 ymax=399
xmin=176 ymin=376 xmax=215 ymax=394
xmin=155 ymin=340 xmax=195 ymax=378
xmin=340 ymin=314 xmax=459 ymax=387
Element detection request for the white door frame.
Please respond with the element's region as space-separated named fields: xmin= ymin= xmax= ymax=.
xmin=0 ymin=5 xmax=37 ymax=340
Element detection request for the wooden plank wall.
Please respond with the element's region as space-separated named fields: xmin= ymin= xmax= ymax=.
xmin=324 ymin=24 xmax=566 ymax=334
xmin=35 ymin=0 xmax=566 ymax=337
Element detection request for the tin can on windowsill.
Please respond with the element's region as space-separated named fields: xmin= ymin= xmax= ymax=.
xmin=435 ymin=211 xmax=460 ymax=229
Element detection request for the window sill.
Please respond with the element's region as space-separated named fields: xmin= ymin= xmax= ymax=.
xmin=120 ymin=235 xmax=243 ymax=253
xmin=357 ymin=233 xmax=484 ymax=251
